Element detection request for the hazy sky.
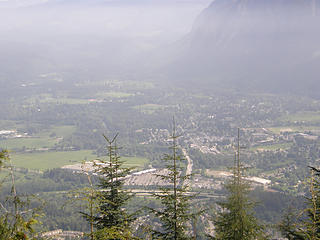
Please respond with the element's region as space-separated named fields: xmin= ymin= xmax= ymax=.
xmin=0 ymin=0 xmax=213 ymax=82
xmin=0 ymin=0 xmax=212 ymax=48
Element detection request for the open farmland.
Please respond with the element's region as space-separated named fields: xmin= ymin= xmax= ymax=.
xmin=11 ymin=150 xmax=97 ymax=170
xmin=0 ymin=137 xmax=58 ymax=150
xmin=95 ymin=91 xmax=134 ymax=99
xmin=26 ymin=94 xmax=91 ymax=105
xmin=122 ymin=156 xmax=149 ymax=168
xmin=251 ymin=143 xmax=293 ymax=151
xmin=0 ymin=125 xmax=76 ymax=150
xmin=268 ymin=126 xmax=320 ymax=135
xmin=133 ymin=104 xmax=168 ymax=114
xmin=278 ymin=111 xmax=320 ymax=124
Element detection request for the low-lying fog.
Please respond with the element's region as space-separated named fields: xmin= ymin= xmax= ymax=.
xmin=0 ymin=0 xmax=212 ymax=82
xmin=1 ymin=0 xmax=320 ymax=97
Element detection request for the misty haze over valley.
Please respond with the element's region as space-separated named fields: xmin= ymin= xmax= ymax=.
xmin=0 ymin=0 xmax=211 ymax=87
xmin=1 ymin=0 xmax=320 ymax=96
xmin=1 ymin=0 xmax=320 ymax=238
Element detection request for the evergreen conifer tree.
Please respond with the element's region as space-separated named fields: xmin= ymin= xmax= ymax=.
xmin=75 ymin=162 xmax=99 ymax=240
xmin=94 ymin=134 xmax=137 ymax=239
xmin=295 ymin=167 xmax=320 ymax=239
xmin=213 ymin=129 xmax=265 ymax=240
xmin=278 ymin=166 xmax=320 ymax=240
xmin=149 ymin=119 xmax=198 ymax=240
xmin=278 ymin=205 xmax=304 ymax=240
xmin=0 ymin=150 xmax=5 ymax=167
xmin=0 ymin=150 xmax=41 ymax=240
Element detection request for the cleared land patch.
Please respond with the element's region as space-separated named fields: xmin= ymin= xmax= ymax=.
xmin=96 ymin=91 xmax=134 ymax=99
xmin=133 ymin=104 xmax=167 ymax=114
xmin=251 ymin=143 xmax=293 ymax=151
xmin=75 ymin=80 xmax=155 ymax=90
xmin=11 ymin=150 xmax=97 ymax=170
xmin=87 ymin=156 xmax=149 ymax=169
xmin=269 ymin=126 xmax=320 ymax=134
xmin=278 ymin=111 xmax=320 ymax=124
xmin=122 ymin=156 xmax=149 ymax=168
xmin=26 ymin=94 xmax=91 ymax=105
xmin=0 ymin=137 xmax=57 ymax=150
xmin=0 ymin=125 xmax=76 ymax=151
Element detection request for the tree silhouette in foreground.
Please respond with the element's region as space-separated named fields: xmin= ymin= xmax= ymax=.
xmin=0 ymin=150 xmax=42 ymax=240
xmin=93 ymin=134 xmax=138 ymax=239
xmin=277 ymin=166 xmax=320 ymax=239
xmin=213 ymin=129 xmax=266 ymax=240
xmin=149 ymin=120 xmax=198 ymax=240
xmin=278 ymin=205 xmax=304 ymax=240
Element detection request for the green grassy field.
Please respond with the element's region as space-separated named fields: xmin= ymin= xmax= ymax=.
xmin=75 ymin=80 xmax=155 ymax=89
xmin=39 ymin=97 xmax=90 ymax=105
xmin=268 ymin=126 xmax=320 ymax=134
xmin=268 ymin=126 xmax=297 ymax=134
xmin=269 ymin=159 xmax=294 ymax=168
xmin=278 ymin=111 xmax=320 ymax=124
xmin=191 ymin=94 xmax=212 ymax=100
xmin=93 ymin=156 xmax=149 ymax=169
xmin=0 ymin=120 xmax=23 ymax=129
xmin=26 ymin=94 xmax=90 ymax=105
xmin=0 ymin=137 xmax=57 ymax=150
xmin=0 ymin=125 xmax=76 ymax=151
xmin=251 ymin=143 xmax=293 ymax=151
xmin=11 ymin=150 xmax=97 ymax=170
xmin=96 ymin=91 xmax=134 ymax=99
xmin=122 ymin=157 xmax=149 ymax=168
xmin=49 ymin=125 xmax=76 ymax=137
xmin=133 ymin=104 xmax=167 ymax=114
xmin=10 ymin=151 xmax=149 ymax=171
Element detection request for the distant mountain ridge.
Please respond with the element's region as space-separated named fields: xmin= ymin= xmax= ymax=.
xmin=0 ymin=0 xmax=211 ymax=8
xmin=169 ymin=0 xmax=320 ymax=96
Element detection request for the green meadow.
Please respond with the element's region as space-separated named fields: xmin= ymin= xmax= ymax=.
xmin=0 ymin=137 xmax=57 ymax=150
xmin=25 ymin=93 xmax=90 ymax=105
xmin=11 ymin=150 xmax=97 ymax=170
xmin=133 ymin=104 xmax=167 ymax=114
xmin=278 ymin=111 xmax=320 ymax=124
xmin=121 ymin=157 xmax=149 ymax=168
xmin=268 ymin=126 xmax=320 ymax=134
xmin=10 ymin=151 xmax=149 ymax=171
xmin=251 ymin=143 xmax=293 ymax=151
xmin=0 ymin=125 xmax=76 ymax=151
xmin=96 ymin=91 xmax=134 ymax=99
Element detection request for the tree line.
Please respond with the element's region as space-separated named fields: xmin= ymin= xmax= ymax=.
xmin=1 ymin=127 xmax=320 ymax=239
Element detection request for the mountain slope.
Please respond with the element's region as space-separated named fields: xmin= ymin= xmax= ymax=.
xmin=169 ymin=0 xmax=320 ymax=96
